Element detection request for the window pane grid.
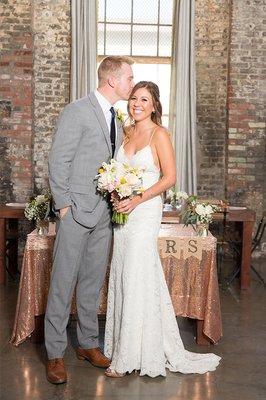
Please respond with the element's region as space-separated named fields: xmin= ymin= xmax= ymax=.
xmin=103 ymin=0 xmax=107 ymax=54
xmin=98 ymin=0 xmax=173 ymax=58
xmin=98 ymin=21 xmax=172 ymax=27
xmin=97 ymin=0 xmax=173 ymax=128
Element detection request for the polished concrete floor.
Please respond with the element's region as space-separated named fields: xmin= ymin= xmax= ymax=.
xmin=0 ymin=260 xmax=266 ymax=400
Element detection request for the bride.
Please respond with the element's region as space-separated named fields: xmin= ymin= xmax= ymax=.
xmin=104 ymin=81 xmax=221 ymax=378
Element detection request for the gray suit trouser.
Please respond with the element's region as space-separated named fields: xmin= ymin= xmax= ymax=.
xmin=44 ymin=206 xmax=112 ymax=359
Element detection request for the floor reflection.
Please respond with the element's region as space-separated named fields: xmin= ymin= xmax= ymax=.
xmin=1 ymin=262 xmax=266 ymax=400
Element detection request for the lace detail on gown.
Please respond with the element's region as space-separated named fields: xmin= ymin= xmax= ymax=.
xmin=104 ymin=144 xmax=221 ymax=377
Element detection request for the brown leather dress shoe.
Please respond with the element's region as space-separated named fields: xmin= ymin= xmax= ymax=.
xmin=46 ymin=358 xmax=67 ymax=384
xmin=76 ymin=347 xmax=110 ymax=368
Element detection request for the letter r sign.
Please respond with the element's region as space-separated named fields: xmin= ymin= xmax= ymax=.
xmin=166 ymin=240 xmax=177 ymax=254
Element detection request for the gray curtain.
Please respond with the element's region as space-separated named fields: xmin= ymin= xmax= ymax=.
xmin=71 ymin=0 xmax=97 ymax=101
xmin=169 ymin=0 xmax=197 ymax=194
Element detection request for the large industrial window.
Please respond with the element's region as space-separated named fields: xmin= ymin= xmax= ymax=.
xmin=97 ymin=0 xmax=174 ymax=126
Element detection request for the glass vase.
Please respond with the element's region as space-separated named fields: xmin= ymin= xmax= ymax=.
xmin=196 ymin=222 xmax=209 ymax=237
xmin=36 ymin=219 xmax=48 ymax=235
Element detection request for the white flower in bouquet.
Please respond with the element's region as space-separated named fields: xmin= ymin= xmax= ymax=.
xmin=96 ymin=159 xmax=145 ymax=224
xmin=117 ymin=181 xmax=132 ymax=198
xmin=97 ymin=160 xmax=120 ymax=193
xmin=124 ymin=173 xmax=137 ymax=186
xmin=97 ymin=172 xmax=116 ymax=192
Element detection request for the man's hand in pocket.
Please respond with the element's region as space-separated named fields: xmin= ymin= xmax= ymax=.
xmin=60 ymin=206 xmax=70 ymax=219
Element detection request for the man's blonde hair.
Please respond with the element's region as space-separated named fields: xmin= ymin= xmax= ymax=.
xmin=98 ymin=56 xmax=134 ymax=85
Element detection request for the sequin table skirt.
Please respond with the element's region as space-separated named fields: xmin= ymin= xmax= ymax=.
xmin=10 ymin=224 xmax=222 ymax=346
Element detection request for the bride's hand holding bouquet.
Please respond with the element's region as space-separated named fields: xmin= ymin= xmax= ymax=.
xmin=113 ymin=191 xmax=142 ymax=216
xmin=96 ymin=159 xmax=145 ymax=224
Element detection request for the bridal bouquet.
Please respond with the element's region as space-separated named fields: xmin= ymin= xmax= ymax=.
xmin=96 ymin=159 xmax=145 ymax=224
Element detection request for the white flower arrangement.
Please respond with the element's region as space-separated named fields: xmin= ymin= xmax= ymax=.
xmin=96 ymin=159 xmax=145 ymax=224
xmin=181 ymin=194 xmax=219 ymax=232
xmin=168 ymin=187 xmax=189 ymax=208
xmin=168 ymin=189 xmax=226 ymax=235
xmin=24 ymin=194 xmax=52 ymax=222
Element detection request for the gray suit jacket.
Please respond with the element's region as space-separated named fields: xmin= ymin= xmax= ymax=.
xmin=48 ymin=92 xmax=123 ymax=228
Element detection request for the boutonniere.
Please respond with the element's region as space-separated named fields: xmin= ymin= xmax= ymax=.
xmin=115 ymin=108 xmax=125 ymax=124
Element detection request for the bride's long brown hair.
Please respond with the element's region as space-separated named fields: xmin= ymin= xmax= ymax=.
xmin=124 ymin=81 xmax=163 ymax=143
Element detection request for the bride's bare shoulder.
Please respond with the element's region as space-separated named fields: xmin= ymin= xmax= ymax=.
xmin=153 ymin=126 xmax=172 ymax=142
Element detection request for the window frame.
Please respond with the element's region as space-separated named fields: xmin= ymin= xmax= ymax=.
xmin=98 ymin=0 xmax=173 ymax=59
xmin=97 ymin=0 xmax=173 ymax=126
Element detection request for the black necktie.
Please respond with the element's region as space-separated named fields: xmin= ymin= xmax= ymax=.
xmin=110 ymin=107 xmax=116 ymax=157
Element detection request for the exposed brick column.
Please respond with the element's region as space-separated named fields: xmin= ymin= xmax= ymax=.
xmin=195 ymin=0 xmax=230 ymax=199
xmin=0 ymin=0 xmax=34 ymax=202
xmin=227 ymin=0 xmax=265 ymax=219
xmin=32 ymin=0 xmax=71 ymax=192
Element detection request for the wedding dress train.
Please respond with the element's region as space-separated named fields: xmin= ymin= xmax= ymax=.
xmin=104 ymin=144 xmax=221 ymax=377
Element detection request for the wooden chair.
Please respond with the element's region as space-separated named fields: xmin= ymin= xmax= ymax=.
xmin=250 ymin=215 xmax=266 ymax=286
xmin=226 ymin=214 xmax=265 ymax=287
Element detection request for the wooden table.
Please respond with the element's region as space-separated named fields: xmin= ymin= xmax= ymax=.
xmin=163 ymin=207 xmax=255 ymax=289
xmin=10 ymin=224 xmax=222 ymax=347
xmin=0 ymin=204 xmax=26 ymax=284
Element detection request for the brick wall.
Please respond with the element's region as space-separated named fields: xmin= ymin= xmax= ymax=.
xmin=0 ymin=0 xmax=34 ymax=202
xmin=227 ymin=0 xmax=265 ymax=224
xmin=32 ymin=0 xmax=71 ymax=191
xmin=0 ymin=0 xmax=70 ymax=202
xmin=195 ymin=0 xmax=230 ymax=199
xmin=1 ymin=0 xmax=265 ymax=252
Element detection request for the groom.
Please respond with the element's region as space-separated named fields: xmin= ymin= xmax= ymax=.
xmin=45 ymin=56 xmax=134 ymax=384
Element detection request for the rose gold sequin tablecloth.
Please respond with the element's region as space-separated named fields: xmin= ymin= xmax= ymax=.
xmin=10 ymin=230 xmax=56 ymax=346
xmin=10 ymin=224 xmax=222 ymax=346
xmin=158 ymin=224 xmax=222 ymax=344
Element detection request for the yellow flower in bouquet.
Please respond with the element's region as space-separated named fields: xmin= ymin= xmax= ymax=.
xmin=96 ymin=159 xmax=145 ymax=224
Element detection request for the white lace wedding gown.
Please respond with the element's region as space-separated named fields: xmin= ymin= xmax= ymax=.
xmin=104 ymin=144 xmax=221 ymax=377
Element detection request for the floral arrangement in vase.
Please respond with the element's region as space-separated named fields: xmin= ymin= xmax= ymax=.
xmin=168 ymin=188 xmax=189 ymax=211
xmin=24 ymin=193 xmax=53 ymax=234
xmin=173 ymin=192 xmax=219 ymax=237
